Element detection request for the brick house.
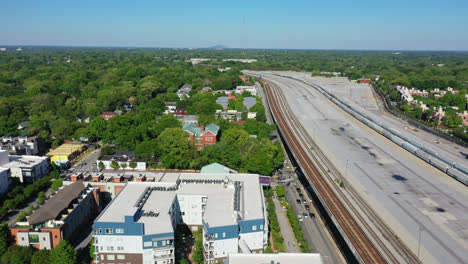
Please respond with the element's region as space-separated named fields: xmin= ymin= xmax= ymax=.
xmin=100 ymin=112 xmax=118 ymax=121
xmin=183 ymin=123 xmax=220 ymax=150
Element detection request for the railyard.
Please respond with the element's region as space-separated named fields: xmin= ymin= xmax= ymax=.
xmin=246 ymin=71 xmax=468 ymax=264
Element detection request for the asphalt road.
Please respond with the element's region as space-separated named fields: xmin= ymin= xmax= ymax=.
xmin=248 ymin=71 xmax=468 ymax=264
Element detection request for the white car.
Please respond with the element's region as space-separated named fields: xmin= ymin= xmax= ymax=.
xmin=297 ymin=214 xmax=303 ymax=222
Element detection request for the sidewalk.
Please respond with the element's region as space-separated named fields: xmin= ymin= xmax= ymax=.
xmin=272 ymin=195 xmax=299 ymax=253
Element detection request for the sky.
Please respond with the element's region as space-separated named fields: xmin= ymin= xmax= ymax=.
xmin=2 ymin=0 xmax=468 ymax=50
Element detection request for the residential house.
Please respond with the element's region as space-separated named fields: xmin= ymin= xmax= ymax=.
xmin=1 ymin=136 xmax=47 ymax=156
xmin=239 ymin=75 xmax=248 ymax=83
xmin=184 ymin=123 xmax=219 ymax=150
xmin=432 ymin=106 xmax=445 ymax=126
xmin=177 ymin=84 xmax=192 ymax=100
xmin=235 ymin=86 xmax=257 ymax=96
xmin=10 ymin=180 xmax=100 ymax=250
xmin=100 ymin=112 xmax=118 ymax=121
xmin=17 ymin=121 xmax=29 ymax=131
xmin=458 ymin=111 xmax=468 ymax=126
xmin=215 ymin=109 xmax=242 ymax=121
xmin=164 ymin=102 xmax=178 ymax=114
xmin=200 ymin=86 xmax=213 ymax=93
xmin=358 ymin=78 xmax=371 ymax=83
xmin=183 ymin=115 xmax=199 ymax=126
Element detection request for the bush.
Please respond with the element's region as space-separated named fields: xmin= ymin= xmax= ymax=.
xmin=51 ymin=178 xmax=63 ymax=192
xmin=37 ymin=192 xmax=46 ymax=205
xmin=275 ymin=186 xmax=286 ymax=197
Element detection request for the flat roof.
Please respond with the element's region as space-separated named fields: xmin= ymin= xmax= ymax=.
xmin=2 ymin=155 xmax=48 ymax=169
xmin=47 ymin=143 xmax=85 ymax=155
xmin=96 ymin=172 xmax=264 ymax=235
xmin=227 ymin=253 xmax=323 ymax=264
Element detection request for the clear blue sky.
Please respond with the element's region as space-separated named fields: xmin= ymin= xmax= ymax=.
xmin=2 ymin=0 xmax=468 ymax=50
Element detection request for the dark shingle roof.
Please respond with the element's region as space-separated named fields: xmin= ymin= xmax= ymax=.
xmin=28 ymin=181 xmax=86 ymax=225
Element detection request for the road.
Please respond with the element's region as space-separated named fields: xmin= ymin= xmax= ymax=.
xmin=248 ymin=71 xmax=468 ymax=264
xmin=282 ymin=175 xmax=345 ymax=264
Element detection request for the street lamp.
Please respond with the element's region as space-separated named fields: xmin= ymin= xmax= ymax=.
xmin=417 ymin=226 xmax=424 ymax=259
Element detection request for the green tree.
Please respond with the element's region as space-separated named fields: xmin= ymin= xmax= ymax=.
xmin=51 ymin=178 xmax=63 ymax=192
xmin=89 ymin=238 xmax=95 ymax=259
xmin=129 ymin=161 xmax=137 ymax=169
xmin=98 ymin=161 xmax=105 ymax=170
xmin=275 ymin=186 xmax=286 ymax=197
xmin=49 ymin=240 xmax=77 ymax=264
xmin=180 ymin=257 xmax=189 ymax=264
xmin=193 ymin=237 xmax=204 ymax=264
xmin=99 ymin=145 xmax=114 ymax=158
xmin=443 ymin=112 xmax=462 ymax=128
xmin=37 ymin=191 xmax=46 ymax=205
xmin=0 ymin=223 xmax=8 ymax=257
xmin=156 ymin=128 xmax=194 ymax=169
xmin=111 ymin=160 xmax=120 ymax=170
xmin=1 ymin=245 xmax=34 ymax=264
xmin=120 ymin=163 xmax=127 ymax=169
xmin=32 ymin=249 xmax=50 ymax=264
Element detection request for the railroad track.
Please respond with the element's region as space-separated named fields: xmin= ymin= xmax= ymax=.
xmin=263 ymin=79 xmax=421 ymax=264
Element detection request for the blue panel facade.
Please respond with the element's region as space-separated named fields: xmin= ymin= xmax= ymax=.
xmin=94 ymin=215 xmax=144 ymax=236
xmin=142 ymin=232 xmax=174 ymax=249
xmin=205 ymin=224 xmax=239 ymax=240
xmin=238 ymin=219 xmax=264 ymax=234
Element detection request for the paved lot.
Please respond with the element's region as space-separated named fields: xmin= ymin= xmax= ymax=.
xmin=247 ymin=71 xmax=468 ymax=264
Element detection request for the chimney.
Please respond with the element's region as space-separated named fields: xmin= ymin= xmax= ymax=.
xmin=70 ymin=175 xmax=78 ymax=182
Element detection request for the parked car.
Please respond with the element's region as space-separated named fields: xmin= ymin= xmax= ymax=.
xmin=303 ymin=212 xmax=308 ymax=218
xmin=305 ymin=204 xmax=310 ymax=210
xmin=309 ymin=212 xmax=315 ymax=218
xmin=297 ymin=214 xmax=303 ymax=222
xmin=296 ymin=199 xmax=301 ymax=204
xmin=296 ymin=187 xmax=301 ymax=193
xmin=299 ymin=193 xmax=304 ymax=198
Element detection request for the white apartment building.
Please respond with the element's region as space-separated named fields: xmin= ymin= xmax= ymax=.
xmin=0 ymin=150 xmax=50 ymax=183
xmin=93 ymin=173 xmax=268 ymax=264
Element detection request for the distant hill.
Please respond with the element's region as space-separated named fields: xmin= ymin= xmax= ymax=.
xmin=207 ymin=45 xmax=229 ymax=50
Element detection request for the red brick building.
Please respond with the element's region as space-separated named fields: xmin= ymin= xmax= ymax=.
xmin=183 ymin=123 xmax=220 ymax=150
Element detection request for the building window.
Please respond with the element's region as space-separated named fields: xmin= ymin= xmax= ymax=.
xmin=192 ymin=204 xmax=197 ymax=208
xmin=182 ymin=212 xmax=185 ymax=216
xmin=43 ymin=237 xmax=46 ymax=241
xmin=260 ymin=225 xmax=263 ymax=230
xmin=28 ymin=234 xmax=39 ymax=244
xmin=162 ymin=240 xmax=166 ymax=246
xmin=107 ymin=254 xmax=115 ymax=260
xmin=116 ymin=228 xmax=124 ymax=234
xmin=143 ymin=241 xmax=152 ymax=247
xmin=252 ymin=225 xmax=257 ymax=231
xmin=55 ymin=235 xmax=58 ymax=239
xmin=98 ymin=228 xmax=103 ymax=234
xmin=117 ymin=246 xmax=124 ymax=251
xmin=153 ymin=241 xmax=158 ymax=247
xmin=223 ymin=232 xmax=226 ymax=238
xmin=105 ymin=228 xmax=113 ymax=234
xmin=215 ymin=233 xmax=218 ymax=239
xmin=117 ymin=255 xmax=125 ymax=260
xmin=107 ymin=246 xmax=114 ymax=251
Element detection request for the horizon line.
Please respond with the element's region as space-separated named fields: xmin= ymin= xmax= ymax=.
xmin=1 ymin=44 xmax=468 ymax=53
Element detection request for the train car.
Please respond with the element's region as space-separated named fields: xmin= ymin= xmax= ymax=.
xmin=431 ymin=158 xmax=449 ymax=173
xmin=422 ymin=146 xmax=438 ymax=158
xmin=438 ymin=155 xmax=453 ymax=168
xmin=382 ymin=130 xmax=393 ymax=139
xmin=402 ymin=142 xmax=418 ymax=154
xmin=454 ymin=163 xmax=468 ymax=175
xmin=374 ymin=124 xmax=384 ymax=134
xmin=415 ymin=149 xmax=431 ymax=163
xmin=408 ymin=138 xmax=423 ymax=149
xmin=390 ymin=135 xmax=404 ymax=147
xmin=399 ymin=133 xmax=410 ymax=142
xmin=447 ymin=167 xmax=468 ymax=185
xmin=389 ymin=128 xmax=400 ymax=137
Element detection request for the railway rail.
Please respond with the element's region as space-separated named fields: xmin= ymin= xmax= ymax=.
xmin=263 ymin=79 xmax=421 ymax=264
